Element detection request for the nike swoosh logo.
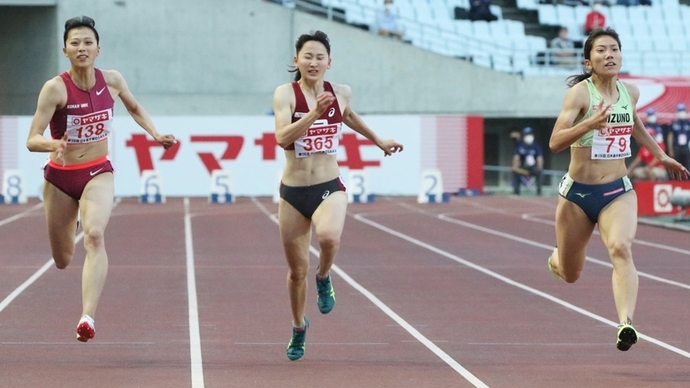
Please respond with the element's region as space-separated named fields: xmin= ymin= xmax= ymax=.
xmin=96 ymin=87 xmax=106 ymax=96
xmin=90 ymin=168 xmax=104 ymax=176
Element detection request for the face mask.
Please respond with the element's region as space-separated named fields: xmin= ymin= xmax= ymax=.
xmin=523 ymin=135 xmax=534 ymax=145
xmin=678 ymin=111 xmax=688 ymax=120
xmin=647 ymin=115 xmax=657 ymax=124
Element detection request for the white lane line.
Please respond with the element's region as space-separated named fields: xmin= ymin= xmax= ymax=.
xmin=353 ymin=213 xmax=690 ymax=360
xmin=438 ymin=213 xmax=690 ymax=291
xmin=251 ymin=198 xmax=489 ymax=388
xmin=183 ymin=197 xmax=205 ymax=388
xmin=0 ymin=203 xmax=43 ymax=228
xmin=0 ymin=198 xmax=120 ymax=314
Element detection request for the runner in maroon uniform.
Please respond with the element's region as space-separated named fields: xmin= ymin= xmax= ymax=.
xmin=26 ymin=16 xmax=175 ymax=342
xmin=272 ymin=30 xmax=403 ymax=361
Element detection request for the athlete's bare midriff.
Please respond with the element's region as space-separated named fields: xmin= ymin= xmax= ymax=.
xmin=568 ymin=147 xmax=628 ymax=184
xmin=50 ymin=140 xmax=108 ymax=166
xmin=281 ymin=151 xmax=340 ymax=186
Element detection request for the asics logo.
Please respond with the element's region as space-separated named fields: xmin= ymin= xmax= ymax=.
xmin=328 ymin=107 xmax=335 ymax=118
xmin=322 ymin=190 xmax=330 ymax=199
xmin=574 ymin=192 xmax=591 ymax=198
xmin=95 ymin=87 xmax=106 ymax=96
xmin=90 ymin=168 xmax=104 ymax=176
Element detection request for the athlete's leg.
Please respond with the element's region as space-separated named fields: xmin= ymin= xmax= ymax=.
xmin=550 ymin=196 xmax=596 ymax=283
xmin=279 ymin=199 xmax=312 ymax=327
xmin=42 ymin=181 xmax=79 ymax=269
xmin=311 ymin=191 xmax=348 ymax=278
xmin=78 ymin=173 xmax=114 ymax=319
xmin=597 ymin=191 xmax=638 ymax=325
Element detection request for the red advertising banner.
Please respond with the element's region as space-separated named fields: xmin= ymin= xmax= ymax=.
xmin=635 ymin=180 xmax=690 ymax=216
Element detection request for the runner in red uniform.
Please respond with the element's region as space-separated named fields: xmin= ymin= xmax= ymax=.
xmin=272 ymin=30 xmax=403 ymax=361
xmin=26 ymin=16 xmax=175 ymax=342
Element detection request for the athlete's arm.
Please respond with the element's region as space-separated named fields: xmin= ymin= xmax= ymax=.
xmin=627 ymin=83 xmax=689 ymax=179
xmin=337 ymin=84 xmax=403 ymax=156
xmin=549 ymin=82 xmax=609 ymax=153
xmin=627 ymin=84 xmax=663 ymax=159
xmin=26 ymin=77 xmax=67 ymax=154
xmin=273 ymin=83 xmax=333 ymax=148
xmin=105 ymin=70 xmax=175 ymax=149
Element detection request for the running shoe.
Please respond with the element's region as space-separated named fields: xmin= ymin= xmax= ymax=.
xmin=316 ymin=272 xmax=336 ymax=314
xmin=76 ymin=315 xmax=95 ymax=342
xmin=548 ymin=248 xmax=562 ymax=280
xmin=286 ymin=317 xmax=309 ymax=361
xmin=616 ymin=323 xmax=638 ymax=351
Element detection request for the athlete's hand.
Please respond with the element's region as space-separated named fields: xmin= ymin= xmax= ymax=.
xmin=379 ymin=139 xmax=403 ymax=156
xmin=156 ymin=134 xmax=177 ymax=150
xmin=55 ymin=133 xmax=68 ymax=166
xmin=660 ymin=155 xmax=690 ymax=180
xmin=314 ymin=92 xmax=336 ymax=115
xmin=590 ymin=99 xmax=612 ymax=135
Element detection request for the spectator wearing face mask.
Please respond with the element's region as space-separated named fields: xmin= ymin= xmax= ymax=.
xmin=584 ymin=2 xmax=606 ymax=36
xmin=668 ymin=103 xmax=690 ymax=170
xmin=644 ymin=108 xmax=664 ymax=145
xmin=512 ymin=127 xmax=544 ymax=195
xmin=376 ymin=0 xmax=404 ymax=40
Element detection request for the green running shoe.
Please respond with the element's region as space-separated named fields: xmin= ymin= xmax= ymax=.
xmin=316 ymin=273 xmax=336 ymax=314
xmin=616 ymin=323 xmax=638 ymax=351
xmin=286 ymin=317 xmax=309 ymax=361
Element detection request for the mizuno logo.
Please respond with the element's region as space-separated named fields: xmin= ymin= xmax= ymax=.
xmin=621 ymin=105 xmax=628 ymax=110
xmin=322 ymin=190 xmax=330 ymax=199
xmin=574 ymin=192 xmax=591 ymax=198
xmin=90 ymin=168 xmax=104 ymax=176
xmin=95 ymin=87 xmax=106 ymax=96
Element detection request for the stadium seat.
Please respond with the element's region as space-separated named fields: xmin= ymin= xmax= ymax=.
xmin=455 ymin=20 xmax=473 ymax=36
xmin=538 ymin=5 xmax=558 ymax=26
xmin=472 ymin=20 xmax=491 ymax=37
xmin=608 ymin=5 xmax=628 ymax=23
xmin=555 ymin=5 xmax=576 ymax=26
xmin=505 ymin=20 xmax=526 ymax=37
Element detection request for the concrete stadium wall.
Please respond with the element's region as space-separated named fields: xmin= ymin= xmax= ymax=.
xmin=1 ymin=0 xmax=573 ymax=118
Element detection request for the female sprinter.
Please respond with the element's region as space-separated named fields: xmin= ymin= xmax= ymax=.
xmin=547 ymin=28 xmax=689 ymax=351
xmin=26 ymin=16 xmax=176 ymax=342
xmin=272 ymin=30 xmax=403 ymax=361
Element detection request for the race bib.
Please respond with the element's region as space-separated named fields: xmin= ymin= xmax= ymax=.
xmin=65 ymin=109 xmax=112 ymax=144
xmin=591 ymin=125 xmax=632 ymax=159
xmin=294 ymin=119 xmax=341 ymax=158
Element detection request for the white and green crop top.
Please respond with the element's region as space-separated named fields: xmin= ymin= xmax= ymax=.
xmin=572 ymin=78 xmax=634 ymax=160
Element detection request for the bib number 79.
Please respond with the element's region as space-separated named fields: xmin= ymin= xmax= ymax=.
xmin=606 ymin=137 xmax=627 ymax=153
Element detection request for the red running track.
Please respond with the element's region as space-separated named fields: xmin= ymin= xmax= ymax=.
xmin=0 ymin=196 xmax=688 ymax=388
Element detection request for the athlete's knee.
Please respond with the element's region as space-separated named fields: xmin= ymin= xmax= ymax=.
xmin=317 ymin=233 xmax=341 ymax=252
xmin=52 ymin=252 xmax=73 ymax=269
xmin=607 ymin=239 xmax=633 ymax=261
xmin=287 ymin=266 xmax=309 ymax=283
xmin=83 ymin=227 xmax=106 ymax=250
xmin=561 ymin=271 xmax=581 ymax=284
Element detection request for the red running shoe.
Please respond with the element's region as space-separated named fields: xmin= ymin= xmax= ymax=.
xmin=76 ymin=315 xmax=95 ymax=342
